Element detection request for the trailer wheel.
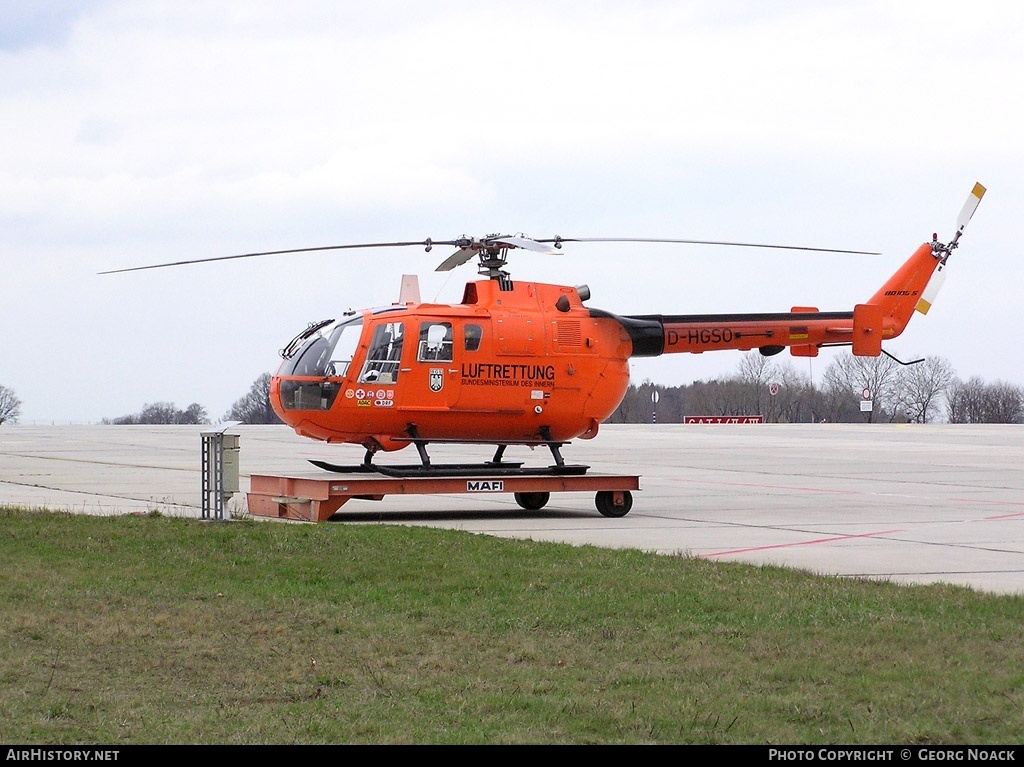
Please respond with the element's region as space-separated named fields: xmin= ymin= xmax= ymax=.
xmin=595 ymin=490 xmax=632 ymax=517
xmin=514 ymin=491 xmax=550 ymax=511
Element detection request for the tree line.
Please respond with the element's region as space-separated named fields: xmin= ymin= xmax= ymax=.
xmin=98 ymin=373 xmax=282 ymax=425
xmin=608 ymin=352 xmax=1024 ymax=424
xmin=2 ymin=355 xmax=1022 ymax=426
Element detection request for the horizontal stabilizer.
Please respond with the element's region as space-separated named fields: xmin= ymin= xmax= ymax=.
xmin=852 ymin=303 xmax=883 ymax=356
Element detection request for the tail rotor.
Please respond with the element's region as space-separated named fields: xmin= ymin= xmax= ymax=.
xmin=918 ymin=182 xmax=986 ymax=315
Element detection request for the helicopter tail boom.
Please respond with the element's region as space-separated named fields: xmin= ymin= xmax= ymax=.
xmin=612 ymin=240 xmax=945 ymax=360
xmin=607 ymin=183 xmax=983 ymax=361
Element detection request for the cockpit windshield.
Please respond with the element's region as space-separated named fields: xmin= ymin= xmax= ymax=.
xmin=278 ymin=316 xmax=363 ymax=378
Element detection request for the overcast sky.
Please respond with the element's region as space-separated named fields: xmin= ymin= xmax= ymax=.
xmin=3 ymin=1 xmax=1022 ymax=424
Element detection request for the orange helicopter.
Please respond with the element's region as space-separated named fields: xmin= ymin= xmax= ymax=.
xmin=103 ymin=183 xmax=985 ymax=478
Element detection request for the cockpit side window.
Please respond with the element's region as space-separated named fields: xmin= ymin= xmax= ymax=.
xmin=359 ymin=322 xmax=405 ymax=383
xmin=464 ymin=323 xmax=483 ymax=352
xmin=417 ymin=322 xmax=453 ymax=362
xmin=324 ymin=320 xmax=361 ymax=377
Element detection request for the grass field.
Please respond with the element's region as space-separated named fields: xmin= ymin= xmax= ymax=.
xmin=2 ymin=506 xmax=1022 ymax=745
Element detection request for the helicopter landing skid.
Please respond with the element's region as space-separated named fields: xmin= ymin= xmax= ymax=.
xmin=308 ymin=459 xmax=590 ymax=478
xmin=310 ymin=428 xmax=589 ymax=478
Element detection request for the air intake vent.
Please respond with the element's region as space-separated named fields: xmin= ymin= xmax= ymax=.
xmin=556 ymin=320 xmax=582 ymax=347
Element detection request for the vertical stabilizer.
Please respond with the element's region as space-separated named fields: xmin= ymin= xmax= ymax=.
xmin=399 ymin=274 xmax=421 ymax=304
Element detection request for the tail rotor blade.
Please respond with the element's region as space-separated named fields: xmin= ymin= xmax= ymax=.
xmin=956 ymin=182 xmax=987 ymax=235
xmin=937 ymin=181 xmax=986 ymax=256
xmin=923 ymin=181 xmax=985 ymax=308
xmin=916 ymin=261 xmax=948 ymax=315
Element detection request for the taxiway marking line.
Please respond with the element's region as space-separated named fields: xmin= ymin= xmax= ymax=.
xmin=703 ymin=529 xmax=907 ymax=558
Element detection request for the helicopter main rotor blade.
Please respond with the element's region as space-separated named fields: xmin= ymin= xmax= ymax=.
xmin=98 ymin=239 xmax=446 ymax=274
xmin=435 ymin=247 xmax=477 ymax=272
xmin=100 ymin=232 xmax=881 ymax=276
xmin=538 ymin=237 xmax=881 ymax=256
xmin=433 ymin=235 xmax=561 ymax=272
xmin=490 ymin=235 xmax=560 ymax=255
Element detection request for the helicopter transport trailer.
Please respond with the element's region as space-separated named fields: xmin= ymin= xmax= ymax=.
xmin=246 ymin=471 xmax=640 ymax=522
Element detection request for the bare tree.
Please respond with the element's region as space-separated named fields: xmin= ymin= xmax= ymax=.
xmin=105 ymin=402 xmax=209 ymax=424
xmin=736 ymin=352 xmax=777 ymax=417
xmin=681 ymin=377 xmax=764 ymax=418
xmin=986 ymin=381 xmax=1024 ymax=423
xmin=815 ymin=373 xmax=861 ymax=422
xmin=0 ymin=384 xmax=21 ymax=425
xmin=180 ymin=403 xmax=209 ymax=424
xmin=946 ymin=377 xmax=1024 ymax=424
xmin=225 ymin=373 xmax=283 ymax=424
xmin=897 ymin=356 xmax=957 ymax=423
xmin=683 ymin=379 xmax=732 ymax=417
xmin=822 ymin=353 xmax=901 ymax=422
xmin=139 ymin=402 xmax=208 ymax=424
xmin=947 ymin=377 xmax=986 ymax=423
xmin=770 ymin=363 xmax=818 ymax=423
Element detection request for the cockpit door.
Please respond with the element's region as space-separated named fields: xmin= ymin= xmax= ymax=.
xmin=348 ymin=318 xmax=406 ymax=410
xmin=406 ymin=320 xmax=461 ymax=409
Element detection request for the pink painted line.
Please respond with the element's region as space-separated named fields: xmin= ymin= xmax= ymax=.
xmin=945 ymin=499 xmax=1024 ymax=516
xmin=702 ymin=529 xmax=906 ymax=558
xmin=673 ymin=480 xmax=1024 ymax=514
